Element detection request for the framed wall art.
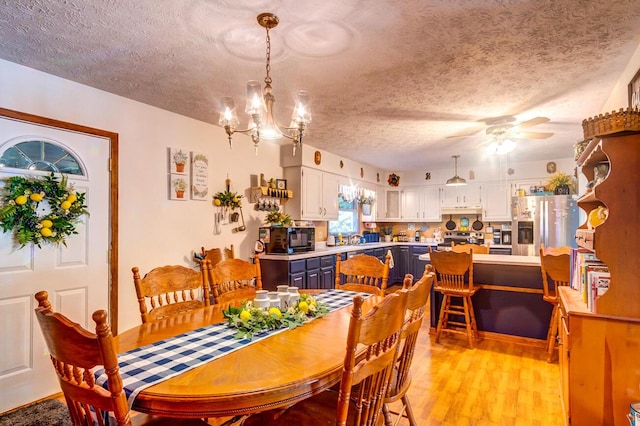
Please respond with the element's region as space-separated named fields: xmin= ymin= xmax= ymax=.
xmin=276 ymin=179 xmax=287 ymax=190
xmin=169 ymin=174 xmax=189 ymax=200
xmin=169 ymin=147 xmax=190 ymax=175
xmin=190 ymin=151 xmax=208 ymax=200
xmin=629 ymin=67 xmax=640 ymax=108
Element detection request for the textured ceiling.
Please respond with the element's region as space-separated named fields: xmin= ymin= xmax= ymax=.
xmin=1 ymin=0 xmax=640 ymax=171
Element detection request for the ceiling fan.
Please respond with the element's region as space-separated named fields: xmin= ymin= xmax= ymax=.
xmin=447 ymin=115 xmax=554 ymax=155
xmin=447 ymin=115 xmax=554 ymax=140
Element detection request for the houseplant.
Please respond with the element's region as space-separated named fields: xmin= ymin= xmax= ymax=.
xmin=547 ymin=172 xmax=575 ymax=195
xmin=358 ymin=194 xmax=375 ymax=216
xmin=265 ymin=208 xmax=292 ymax=226
xmin=381 ymin=226 xmax=393 ymax=242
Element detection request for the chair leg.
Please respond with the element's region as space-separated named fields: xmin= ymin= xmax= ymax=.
xmin=462 ymin=296 xmax=474 ymax=349
xmin=382 ymin=403 xmax=393 ymax=426
xmin=468 ymin=296 xmax=478 ymax=339
xmin=546 ymin=304 xmax=559 ymax=362
xmin=435 ymin=294 xmax=449 ymax=343
xmin=402 ymin=394 xmax=417 ymax=426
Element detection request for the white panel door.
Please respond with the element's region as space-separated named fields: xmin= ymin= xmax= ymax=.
xmin=0 ymin=118 xmax=110 ymax=412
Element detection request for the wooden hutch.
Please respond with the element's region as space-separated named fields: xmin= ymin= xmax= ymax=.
xmin=559 ymin=111 xmax=640 ymax=426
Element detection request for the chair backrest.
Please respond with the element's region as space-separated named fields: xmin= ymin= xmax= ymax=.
xmin=388 ymin=265 xmax=434 ymax=398
xmin=34 ymin=291 xmax=133 ymax=426
xmin=132 ymin=265 xmax=208 ymax=324
xmin=200 ymin=245 xmax=235 ymax=267
xmin=428 ymin=248 xmax=474 ymax=292
xmin=540 ymin=244 xmax=571 ymax=299
xmin=208 ymin=254 xmax=262 ymax=305
xmin=336 ymin=291 xmax=408 ymax=425
xmin=335 ymin=253 xmax=391 ymax=296
xmin=451 ymin=243 xmax=489 ymax=254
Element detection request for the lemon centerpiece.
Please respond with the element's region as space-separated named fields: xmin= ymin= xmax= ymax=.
xmin=223 ymin=293 xmax=328 ymax=340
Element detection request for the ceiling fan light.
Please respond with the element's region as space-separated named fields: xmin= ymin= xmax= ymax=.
xmin=498 ymin=138 xmax=517 ymax=154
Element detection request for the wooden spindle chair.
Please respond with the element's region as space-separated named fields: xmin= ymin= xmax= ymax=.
xmin=429 ymin=247 xmax=478 ymax=348
xmin=451 ymin=242 xmax=489 ymax=254
xmin=540 ymin=243 xmax=571 ymax=362
xmin=207 ymin=254 xmax=262 ymax=305
xmin=132 ymin=265 xmax=208 ymax=324
xmin=383 ymin=266 xmax=434 ymax=426
xmin=34 ymin=291 xmax=208 ymax=426
xmin=335 ymin=253 xmax=391 ymax=296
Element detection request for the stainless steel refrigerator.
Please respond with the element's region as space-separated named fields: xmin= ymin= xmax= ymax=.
xmin=511 ymin=195 xmax=579 ymax=256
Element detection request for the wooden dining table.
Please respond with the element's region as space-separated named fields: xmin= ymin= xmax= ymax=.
xmin=113 ymin=291 xmax=381 ymax=419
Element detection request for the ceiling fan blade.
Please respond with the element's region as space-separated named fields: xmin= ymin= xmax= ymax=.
xmin=514 ymin=117 xmax=550 ymax=129
xmin=446 ymin=125 xmax=486 ymax=139
xmin=514 ymin=131 xmax=554 ymax=139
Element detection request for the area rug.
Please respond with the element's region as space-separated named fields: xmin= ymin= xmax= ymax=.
xmin=0 ymin=399 xmax=70 ymax=426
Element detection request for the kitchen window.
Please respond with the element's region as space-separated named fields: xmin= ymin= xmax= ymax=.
xmin=328 ymin=195 xmax=359 ymax=235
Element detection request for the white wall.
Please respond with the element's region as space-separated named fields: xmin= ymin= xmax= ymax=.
xmin=0 ymin=59 xmax=282 ymax=332
xmin=602 ymin=43 xmax=640 ymax=111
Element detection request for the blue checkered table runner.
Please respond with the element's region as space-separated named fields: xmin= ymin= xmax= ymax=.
xmin=95 ymin=289 xmax=371 ymax=408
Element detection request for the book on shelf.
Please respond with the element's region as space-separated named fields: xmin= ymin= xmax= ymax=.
xmin=570 ymin=248 xmax=608 ymax=312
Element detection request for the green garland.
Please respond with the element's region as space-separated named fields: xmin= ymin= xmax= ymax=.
xmin=0 ymin=173 xmax=88 ymax=248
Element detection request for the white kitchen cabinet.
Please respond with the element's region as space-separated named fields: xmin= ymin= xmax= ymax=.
xmin=441 ymin=182 xmax=482 ymax=207
xmin=385 ymin=189 xmax=402 ymax=220
xmin=402 ymin=186 xmax=441 ymax=221
xmin=283 ymin=167 xmax=339 ymax=221
xmin=482 ymin=181 xmax=511 ymax=221
xmin=421 ymin=186 xmax=442 ymax=221
xmin=402 ymin=187 xmax=421 ymax=220
xmin=375 ymin=186 xmax=386 ymax=221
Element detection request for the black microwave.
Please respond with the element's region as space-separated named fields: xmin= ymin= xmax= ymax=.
xmin=259 ymin=227 xmax=315 ymax=254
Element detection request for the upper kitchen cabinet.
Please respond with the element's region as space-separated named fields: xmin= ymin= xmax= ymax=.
xmin=402 ymin=186 xmax=441 ymax=222
xmin=283 ymin=167 xmax=339 ymax=221
xmin=482 ymin=181 xmax=511 ymax=221
xmin=375 ymin=186 xmax=386 ymax=221
xmin=441 ymin=182 xmax=482 ymax=208
xmin=384 ymin=189 xmax=402 ymax=220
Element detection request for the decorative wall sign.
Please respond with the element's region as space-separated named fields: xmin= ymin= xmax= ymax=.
xmin=360 ymin=167 xmax=364 ymax=178
xmin=546 ymin=161 xmax=557 ymax=174
xmin=629 ymin=67 xmax=640 ymax=108
xmin=169 ymin=174 xmax=188 ymax=200
xmin=169 ymin=147 xmax=189 ymax=175
xmin=387 ymin=173 xmax=400 ymax=187
xmin=339 ymin=160 xmax=344 ymax=168
xmin=314 ymin=151 xmax=322 ymax=165
xmin=191 ymin=152 xmax=208 ymax=200
xmin=425 ymin=172 xmax=431 ymax=180
xmin=377 ymin=172 xmax=380 ymax=183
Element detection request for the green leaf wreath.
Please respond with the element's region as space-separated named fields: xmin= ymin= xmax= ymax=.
xmin=223 ymin=293 xmax=329 ymax=340
xmin=0 ymin=173 xmax=89 ymax=248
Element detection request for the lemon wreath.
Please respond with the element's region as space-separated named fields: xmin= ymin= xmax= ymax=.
xmin=0 ymin=173 xmax=88 ymax=248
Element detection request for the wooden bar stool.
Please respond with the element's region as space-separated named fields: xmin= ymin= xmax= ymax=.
xmin=428 ymin=248 xmax=478 ymax=348
xmin=540 ymin=244 xmax=571 ymax=362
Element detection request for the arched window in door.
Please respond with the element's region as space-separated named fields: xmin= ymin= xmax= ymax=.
xmin=0 ymin=139 xmax=85 ymax=175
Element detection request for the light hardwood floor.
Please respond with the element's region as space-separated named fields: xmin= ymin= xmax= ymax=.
xmin=387 ymin=322 xmax=564 ymax=425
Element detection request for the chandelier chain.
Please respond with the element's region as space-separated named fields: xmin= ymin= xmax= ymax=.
xmin=264 ymin=28 xmax=272 ymax=85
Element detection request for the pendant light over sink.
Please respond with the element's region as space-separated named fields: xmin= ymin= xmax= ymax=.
xmin=445 ymin=155 xmax=467 ymax=186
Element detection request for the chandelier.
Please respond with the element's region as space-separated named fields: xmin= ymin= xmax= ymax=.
xmin=219 ymin=13 xmax=312 ymax=155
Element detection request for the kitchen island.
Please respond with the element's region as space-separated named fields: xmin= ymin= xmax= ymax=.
xmin=418 ymin=252 xmax=549 ymax=342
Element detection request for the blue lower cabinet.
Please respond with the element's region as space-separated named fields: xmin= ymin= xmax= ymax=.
xmin=320 ymin=255 xmax=336 ymax=289
xmin=306 ymin=268 xmax=320 ymax=289
xmin=290 ymin=272 xmax=305 ymax=288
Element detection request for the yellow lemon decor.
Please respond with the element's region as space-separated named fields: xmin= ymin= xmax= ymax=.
xmin=0 ymin=173 xmax=88 ymax=248
xmin=588 ymin=205 xmax=608 ymax=229
xmin=223 ymin=293 xmax=328 ymax=340
xmin=29 ymin=193 xmax=43 ymax=202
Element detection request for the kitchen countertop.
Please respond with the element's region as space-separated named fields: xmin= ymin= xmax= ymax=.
xmin=260 ymin=241 xmax=513 ymax=261
xmin=417 ymin=252 xmax=540 ymax=267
